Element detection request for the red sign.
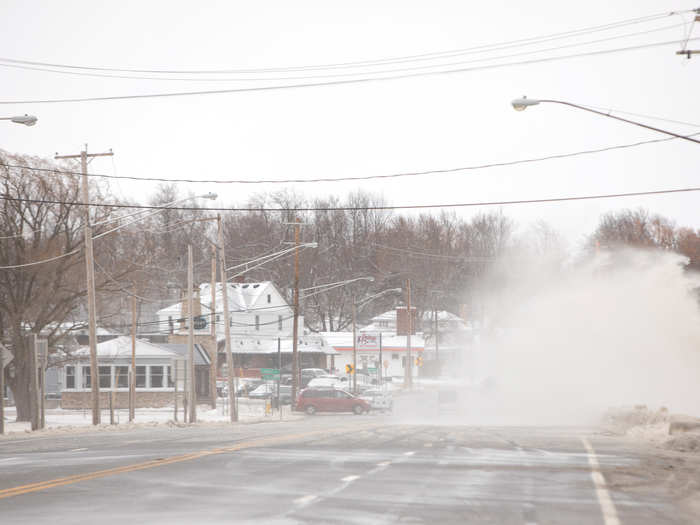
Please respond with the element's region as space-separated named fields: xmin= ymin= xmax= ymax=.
xmin=356 ymin=332 xmax=380 ymax=351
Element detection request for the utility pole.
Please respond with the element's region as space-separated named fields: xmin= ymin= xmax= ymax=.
xmin=434 ymin=305 xmax=439 ymax=364
xmin=406 ymin=279 xmax=413 ymax=390
xmin=187 ymin=244 xmax=197 ymax=423
xmin=209 ymin=244 xmax=217 ymax=409
xmin=291 ymin=220 xmax=301 ymax=407
xmin=217 ymin=215 xmax=237 ymax=422
xmin=352 ymin=297 xmax=357 ymax=394
xmin=29 ymin=334 xmax=39 ymax=430
xmin=129 ymin=294 xmax=136 ymax=422
xmin=55 ymin=146 xmax=113 ymax=425
xmin=0 ymin=343 xmax=5 ymax=435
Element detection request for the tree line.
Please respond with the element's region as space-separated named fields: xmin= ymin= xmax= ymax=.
xmin=2 ymin=150 xmax=699 ymax=419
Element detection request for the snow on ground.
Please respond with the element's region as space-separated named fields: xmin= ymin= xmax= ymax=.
xmin=1 ymin=398 xmax=300 ymax=438
xmin=604 ymin=405 xmax=700 ymax=454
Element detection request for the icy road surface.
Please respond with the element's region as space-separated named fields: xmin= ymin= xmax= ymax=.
xmin=1 ymin=409 xmax=699 ymax=523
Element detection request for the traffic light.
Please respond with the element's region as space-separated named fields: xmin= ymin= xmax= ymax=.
xmin=415 ymin=356 xmax=424 ymax=367
xmin=345 ymin=364 xmax=354 ymax=374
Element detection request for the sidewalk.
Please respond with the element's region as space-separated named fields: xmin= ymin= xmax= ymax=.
xmin=1 ymin=398 xmax=300 ymax=438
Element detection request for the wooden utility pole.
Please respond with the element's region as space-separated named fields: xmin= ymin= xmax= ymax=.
xmin=209 ymin=244 xmax=217 ymax=409
xmin=352 ymin=297 xmax=357 ymax=394
xmin=29 ymin=334 xmax=39 ymax=430
xmin=187 ymin=245 xmax=197 ymax=423
xmin=405 ymin=279 xmax=413 ymax=389
xmin=55 ymin=146 xmax=113 ymax=425
xmin=291 ymin=220 xmax=301 ymax=407
xmin=129 ymin=294 xmax=137 ymax=422
xmin=0 ymin=343 xmax=5 ymax=435
xmin=217 ymin=216 xmax=237 ymax=422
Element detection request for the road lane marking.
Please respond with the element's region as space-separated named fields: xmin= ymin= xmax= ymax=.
xmin=341 ymin=475 xmax=360 ymax=482
xmin=581 ymin=437 xmax=620 ymax=525
xmin=71 ymin=448 xmax=87 ymax=452
xmin=403 ymin=451 xmax=415 ymax=456
xmin=0 ymin=423 xmax=379 ymax=500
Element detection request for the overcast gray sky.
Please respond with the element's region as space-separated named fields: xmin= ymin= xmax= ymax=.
xmin=1 ymin=0 xmax=698 ymax=246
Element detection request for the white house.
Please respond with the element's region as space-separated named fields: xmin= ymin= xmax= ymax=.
xmin=156 ymin=281 xmax=303 ymax=338
xmin=60 ymin=336 xmax=211 ymax=409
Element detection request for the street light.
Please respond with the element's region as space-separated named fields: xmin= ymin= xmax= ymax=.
xmin=511 ymin=96 xmax=700 ymax=144
xmin=0 ymin=114 xmax=38 ymax=126
xmin=352 ymin=287 xmax=402 ymax=393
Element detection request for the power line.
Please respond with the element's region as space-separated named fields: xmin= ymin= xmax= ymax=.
xmin=0 ymin=11 xmax=675 ymax=75
xmin=1 ymin=186 xmax=698 ymax=213
xmin=3 ymin=131 xmax=698 ymax=186
xmin=1 ymin=37 xmax=696 ymax=105
xmin=0 ymin=248 xmax=80 ymax=269
xmin=372 ymin=243 xmax=495 ymax=261
xmin=0 ymin=22 xmax=684 ymax=83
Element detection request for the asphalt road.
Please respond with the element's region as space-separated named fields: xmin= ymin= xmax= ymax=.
xmin=1 ymin=401 xmax=698 ymax=524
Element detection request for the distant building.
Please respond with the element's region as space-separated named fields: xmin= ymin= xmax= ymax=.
xmin=60 ymin=336 xmax=212 ymax=409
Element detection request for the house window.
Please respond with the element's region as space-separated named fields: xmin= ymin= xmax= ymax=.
xmin=267 ymin=294 xmax=271 ymax=304
xmin=65 ymin=366 xmax=75 ymax=389
xmin=167 ymin=366 xmax=174 ymax=387
xmin=82 ymin=366 xmax=91 ymax=388
xmin=392 ymin=353 xmax=399 ymax=360
xmin=136 ymin=366 xmax=146 ymax=388
xmin=99 ymin=366 xmax=111 ymax=388
xmin=278 ymin=315 xmax=283 ymax=331
xmin=401 ymin=356 xmax=406 ymax=368
xmin=255 ymin=315 xmax=260 ymax=331
xmin=115 ymin=366 xmax=129 ymax=388
xmin=151 ymin=366 xmax=164 ymax=388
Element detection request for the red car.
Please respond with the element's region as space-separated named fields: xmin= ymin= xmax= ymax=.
xmin=296 ymin=388 xmax=370 ymax=415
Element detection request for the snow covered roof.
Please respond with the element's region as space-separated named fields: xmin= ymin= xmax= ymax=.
xmin=75 ymin=336 xmax=176 ymax=360
xmin=228 ymin=335 xmax=336 ymax=355
xmin=157 ymin=281 xmax=290 ymax=317
xmin=159 ymin=343 xmax=211 ymax=365
xmin=421 ymin=310 xmax=465 ymax=323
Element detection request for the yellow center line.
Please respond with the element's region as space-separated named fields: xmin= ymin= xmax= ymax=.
xmin=0 ymin=423 xmax=378 ymax=500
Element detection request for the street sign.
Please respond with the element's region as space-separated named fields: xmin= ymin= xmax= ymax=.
xmin=367 ymin=367 xmax=377 ymax=373
xmin=0 ymin=344 xmax=13 ymax=367
xmin=345 ymin=364 xmax=354 ymax=374
xmin=261 ymin=368 xmax=280 ymax=380
xmin=36 ymin=339 xmax=48 ymax=366
xmin=356 ymin=332 xmax=381 ymax=351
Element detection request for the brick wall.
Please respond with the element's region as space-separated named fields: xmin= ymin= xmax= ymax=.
xmin=61 ymin=391 xmax=173 ymax=409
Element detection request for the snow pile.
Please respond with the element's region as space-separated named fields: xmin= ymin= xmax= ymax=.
xmin=603 ymin=405 xmax=700 ymax=453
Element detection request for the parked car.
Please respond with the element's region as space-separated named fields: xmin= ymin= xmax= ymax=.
xmin=359 ymin=389 xmax=393 ymax=412
xmin=237 ymin=379 xmax=266 ymax=397
xmin=306 ymin=375 xmax=342 ymax=389
xmin=301 ymin=368 xmax=328 ymax=387
xmin=248 ymin=383 xmax=277 ymax=399
xmin=296 ymin=388 xmax=370 ymax=415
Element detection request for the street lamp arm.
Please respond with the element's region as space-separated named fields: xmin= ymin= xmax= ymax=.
xmin=355 ymin=287 xmax=402 ymax=311
xmin=512 ymin=97 xmax=700 ymax=145
xmin=301 ymin=276 xmax=374 ymax=293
